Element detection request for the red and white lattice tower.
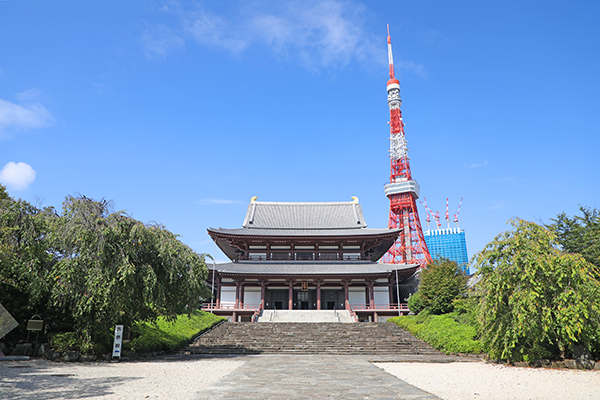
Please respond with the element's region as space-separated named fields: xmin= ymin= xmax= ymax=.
xmin=382 ymin=26 xmax=432 ymax=266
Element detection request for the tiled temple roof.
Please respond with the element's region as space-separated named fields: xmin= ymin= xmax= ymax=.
xmin=208 ymin=198 xmax=400 ymax=263
xmin=209 ymin=260 xmax=419 ymax=277
xmin=207 ymin=227 xmax=398 ymax=237
xmin=241 ymin=199 xmax=368 ymax=229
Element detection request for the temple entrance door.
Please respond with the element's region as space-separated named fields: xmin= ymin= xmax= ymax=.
xmin=322 ymin=290 xmax=343 ymax=310
xmin=267 ymin=290 xmax=288 ymax=310
xmin=295 ymin=289 xmax=315 ymax=310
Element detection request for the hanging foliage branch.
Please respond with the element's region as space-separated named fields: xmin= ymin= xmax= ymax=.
xmin=47 ymin=195 xmax=209 ymax=348
xmin=475 ymin=218 xmax=600 ymax=361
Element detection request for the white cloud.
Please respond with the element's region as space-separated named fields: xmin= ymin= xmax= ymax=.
xmin=0 ymin=162 xmax=36 ymax=190
xmin=15 ymin=88 xmax=42 ymax=102
xmin=142 ymin=23 xmax=185 ymax=59
xmin=197 ymin=198 xmax=243 ymax=206
xmin=145 ymin=0 xmax=388 ymax=71
xmin=182 ymin=7 xmax=248 ymax=54
xmin=0 ymin=96 xmax=54 ymax=137
xmin=469 ymin=161 xmax=488 ymax=168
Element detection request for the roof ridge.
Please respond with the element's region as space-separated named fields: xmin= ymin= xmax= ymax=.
xmin=251 ymin=201 xmax=359 ymax=205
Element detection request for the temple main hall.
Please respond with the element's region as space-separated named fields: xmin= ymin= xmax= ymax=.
xmin=203 ymin=197 xmax=419 ymax=322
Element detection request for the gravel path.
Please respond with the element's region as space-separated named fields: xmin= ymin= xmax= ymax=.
xmin=3 ymin=356 xmax=600 ymax=399
xmin=376 ymin=361 xmax=600 ymax=400
xmin=0 ymin=356 xmax=245 ymax=400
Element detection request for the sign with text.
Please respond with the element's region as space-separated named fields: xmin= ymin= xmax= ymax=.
xmin=112 ymin=325 xmax=124 ymax=359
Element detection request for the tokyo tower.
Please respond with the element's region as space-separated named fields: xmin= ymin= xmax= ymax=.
xmin=382 ymin=26 xmax=432 ymax=266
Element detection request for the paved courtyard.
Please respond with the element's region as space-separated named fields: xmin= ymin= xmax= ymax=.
xmin=194 ymin=355 xmax=442 ymax=399
xmin=4 ymin=353 xmax=598 ymax=399
xmin=1 ymin=354 xmax=456 ymax=399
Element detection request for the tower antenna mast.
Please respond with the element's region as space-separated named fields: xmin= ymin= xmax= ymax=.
xmin=383 ymin=25 xmax=431 ymax=266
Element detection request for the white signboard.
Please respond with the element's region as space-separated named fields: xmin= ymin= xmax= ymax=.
xmin=112 ymin=325 xmax=124 ymax=359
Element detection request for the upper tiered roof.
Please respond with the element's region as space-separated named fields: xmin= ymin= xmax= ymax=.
xmin=242 ymin=197 xmax=367 ymax=229
xmin=207 ymin=197 xmax=401 ymax=262
xmin=210 ymin=197 xmax=398 ymax=237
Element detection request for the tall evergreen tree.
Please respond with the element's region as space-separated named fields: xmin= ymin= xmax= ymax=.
xmin=549 ymin=206 xmax=600 ymax=272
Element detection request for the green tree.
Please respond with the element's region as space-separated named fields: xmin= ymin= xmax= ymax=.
xmin=549 ymin=206 xmax=600 ymax=271
xmin=419 ymin=258 xmax=467 ymax=315
xmin=407 ymin=291 xmax=424 ymax=314
xmin=476 ymin=218 xmax=600 ymax=361
xmin=48 ymin=195 xmax=210 ymax=352
xmin=0 ymin=185 xmax=55 ymax=331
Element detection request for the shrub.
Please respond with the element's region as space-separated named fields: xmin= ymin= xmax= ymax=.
xmin=452 ymin=297 xmax=480 ymax=330
xmin=407 ymin=291 xmax=424 ymax=314
xmin=50 ymin=329 xmax=110 ymax=355
xmin=390 ymin=312 xmax=483 ymax=354
xmin=419 ymin=258 xmax=468 ymax=314
xmin=129 ymin=310 xmax=223 ymax=353
xmin=50 ymin=332 xmax=81 ymax=352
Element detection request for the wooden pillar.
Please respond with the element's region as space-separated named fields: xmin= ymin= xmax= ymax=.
xmin=388 ymin=281 xmax=394 ymax=305
xmin=235 ymin=281 xmax=240 ymax=309
xmin=240 ymin=282 xmax=245 ymax=309
xmin=369 ymin=280 xmax=375 ymax=309
xmin=343 ymin=281 xmax=349 ymax=310
xmin=288 ymin=280 xmax=293 ymax=310
xmin=260 ymin=280 xmax=266 ymax=309
xmin=216 ymin=276 xmax=221 ymax=307
xmin=316 ymin=280 xmax=321 ymax=310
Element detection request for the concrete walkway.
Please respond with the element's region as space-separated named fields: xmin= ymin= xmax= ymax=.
xmin=194 ymin=355 xmax=444 ymax=399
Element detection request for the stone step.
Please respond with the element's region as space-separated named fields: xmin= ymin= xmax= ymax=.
xmin=256 ymin=310 xmax=354 ymax=323
xmin=179 ymin=321 xmax=439 ymax=356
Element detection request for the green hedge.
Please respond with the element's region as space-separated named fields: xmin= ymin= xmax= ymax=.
xmin=129 ymin=310 xmax=224 ymax=353
xmin=389 ymin=312 xmax=484 ymax=354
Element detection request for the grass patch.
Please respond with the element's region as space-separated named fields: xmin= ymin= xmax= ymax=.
xmin=129 ymin=310 xmax=224 ymax=353
xmin=389 ymin=312 xmax=484 ymax=354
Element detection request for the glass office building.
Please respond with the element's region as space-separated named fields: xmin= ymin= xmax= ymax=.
xmin=423 ymin=228 xmax=469 ymax=274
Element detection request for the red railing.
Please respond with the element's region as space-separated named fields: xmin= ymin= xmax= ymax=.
xmin=349 ymin=303 xmax=410 ymax=312
xmin=201 ymin=303 xmax=261 ymax=311
xmin=244 ymin=254 xmax=366 ymax=261
xmin=201 ymin=302 xmax=409 ymax=313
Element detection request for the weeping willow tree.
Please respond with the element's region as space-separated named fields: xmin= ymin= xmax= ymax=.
xmin=475 ymin=219 xmax=600 ymax=361
xmin=47 ymin=195 xmax=210 ymax=352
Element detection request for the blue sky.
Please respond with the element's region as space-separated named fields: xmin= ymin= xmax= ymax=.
xmin=2 ymin=1 xmax=599 ymax=269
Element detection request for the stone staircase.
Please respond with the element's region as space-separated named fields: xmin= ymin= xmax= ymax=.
xmin=182 ymin=322 xmax=439 ymax=355
xmin=256 ymin=310 xmax=354 ymax=323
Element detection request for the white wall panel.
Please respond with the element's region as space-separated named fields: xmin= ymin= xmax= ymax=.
xmin=349 ymin=288 xmax=366 ymax=304
xmin=220 ymin=287 xmax=236 ymax=306
xmin=244 ymin=289 xmax=261 ymax=305
xmin=374 ymin=287 xmax=390 ymax=305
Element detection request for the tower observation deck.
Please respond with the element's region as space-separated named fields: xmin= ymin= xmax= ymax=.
xmin=382 ymin=26 xmax=431 ymax=267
